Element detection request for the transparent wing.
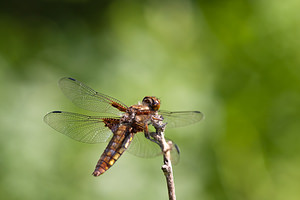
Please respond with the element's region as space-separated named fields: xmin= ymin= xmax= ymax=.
xmin=159 ymin=111 xmax=204 ymax=128
xmin=58 ymin=77 xmax=128 ymax=115
xmin=166 ymin=137 xmax=180 ymax=165
xmin=127 ymin=132 xmax=161 ymax=158
xmin=127 ymin=133 xmax=180 ymax=164
xmin=44 ymin=111 xmax=119 ymax=144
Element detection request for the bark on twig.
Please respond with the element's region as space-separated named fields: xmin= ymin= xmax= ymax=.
xmin=151 ymin=115 xmax=176 ymax=200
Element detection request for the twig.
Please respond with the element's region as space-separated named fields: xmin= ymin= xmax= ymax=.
xmin=151 ymin=115 xmax=176 ymax=200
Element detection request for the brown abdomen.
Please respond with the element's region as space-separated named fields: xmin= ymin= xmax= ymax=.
xmin=93 ymin=125 xmax=134 ymax=176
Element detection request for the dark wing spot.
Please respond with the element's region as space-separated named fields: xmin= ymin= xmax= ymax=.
xmin=68 ymin=77 xmax=76 ymax=81
xmin=52 ymin=111 xmax=62 ymax=113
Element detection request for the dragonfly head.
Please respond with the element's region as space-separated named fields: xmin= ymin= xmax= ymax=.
xmin=142 ymin=96 xmax=160 ymax=111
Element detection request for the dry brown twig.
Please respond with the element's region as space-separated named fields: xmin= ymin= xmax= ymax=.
xmin=150 ymin=114 xmax=176 ymax=200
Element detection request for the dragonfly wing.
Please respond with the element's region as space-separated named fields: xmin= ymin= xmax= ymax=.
xmin=166 ymin=137 xmax=180 ymax=165
xmin=159 ymin=110 xmax=204 ymax=128
xmin=44 ymin=111 xmax=120 ymax=144
xmin=59 ymin=77 xmax=127 ymax=115
xmin=127 ymin=132 xmax=162 ymax=158
xmin=127 ymin=133 xmax=180 ymax=164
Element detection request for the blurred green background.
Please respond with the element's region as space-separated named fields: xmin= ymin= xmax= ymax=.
xmin=1 ymin=0 xmax=300 ymax=199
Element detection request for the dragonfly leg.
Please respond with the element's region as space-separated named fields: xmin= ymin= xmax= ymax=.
xmin=142 ymin=124 xmax=161 ymax=147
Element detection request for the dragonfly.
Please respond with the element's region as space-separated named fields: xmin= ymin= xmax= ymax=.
xmin=44 ymin=77 xmax=204 ymax=176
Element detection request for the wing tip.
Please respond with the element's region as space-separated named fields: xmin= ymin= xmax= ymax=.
xmin=44 ymin=111 xmax=63 ymax=123
xmin=199 ymin=111 xmax=205 ymax=120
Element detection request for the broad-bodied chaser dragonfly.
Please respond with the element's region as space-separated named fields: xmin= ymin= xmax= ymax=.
xmin=44 ymin=77 xmax=203 ymax=176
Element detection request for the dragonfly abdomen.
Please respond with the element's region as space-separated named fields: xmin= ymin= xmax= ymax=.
xmin=93 ymin=125 xmax=134 ymax=176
